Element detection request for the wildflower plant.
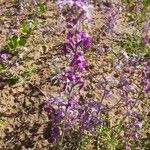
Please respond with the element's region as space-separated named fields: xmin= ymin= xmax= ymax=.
xmin=0 ymin=20 xmax=36 ymax=82
xmin=0 ymin=2 xmax=40 ymax=84
xmin=100 ymin=2 xmax=120 ymax=36
xmin=44 ymin=0 xmax=101 ymax=148
xmin=43 ymin=0 xmax=150 ymax=149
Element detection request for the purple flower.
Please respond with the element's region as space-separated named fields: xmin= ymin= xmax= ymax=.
xmin=70 ymin=51 xmax=87 ymax=71
xmin=130 ymin=133 xmax=138 ymax=139
xmin=141 ymin=60 xmax=150 ymax=94
xmin=44 ymin=96 xmax=103 ymax=140
xmin=134 ymin=119 xmax=142 ymax=130
xmin=141 ymin=35 xmax=150 ymax=44
xmin=56 ymin=0 xmax=93 ymax=22
xmin=62 ymin=43 xmax=73 ymax=53
xmin=62 ymin=69 xmax=84 ymax=92
xmin=0 ymin=53 xmax=9 ymax=65
xmin=104 ymin=89 xmax=112 ymax=99
xmin=79 ymin=98 xmax=102 ymax=131
xmin=141 ymin=15 xmax=150 ymax=44
xmin=83 ymin=36 xmax=91 ymax=48
xmin=72 ymin=19 xmax=78 ymax=25
xmin=44 ymin=96 xmax=80 ymax=124
xmin=95 ymin=44 xmax=105 ymax=54
xmin=101 ymin=3 xmax=120 ymax=35
xmin=31 ymin=0 xmax=37 ymax=5
xmin=116 ymin=76 xmax=130 ymax=88
xmin=129 ymin=54 xmax=139 ymax=66
xmin=76 ymin=31 xmax=91 ymax=48
xmin=125 ymin=110 xmax=137 ymax=117
xmin=43 ymin=0 xmax=93 ymax=143
xmin=1 ymin=54 xmax=8 ymax=60
xmin=49 ymin=126 xmax=60 ymax=142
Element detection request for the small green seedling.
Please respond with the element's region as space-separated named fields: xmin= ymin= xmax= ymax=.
xmin=0 ymin=118 xmax=6 ymax=127
xmin=37 ymin=2 xmax=45 ymax=12
xmin=7 ymin=35 xmax=27 ymax=49
xmin=20 ymin=18 xmax=38 ymax=35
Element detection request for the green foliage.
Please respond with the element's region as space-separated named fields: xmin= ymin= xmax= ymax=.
xmin=37 ymin=2 xmax=45 ymax=12
xmin=0 ymin=64 xmax=5 ymax=71
xmin=19 ymin=64 xmax=37 ymax=81
xmin=122 ymin=35 xmax=140 ymax=54
xmin=0 ymin=118 xmax=6 ymax=127
xmin=7 ymin=35 xmax=18 ymax=49
xmin=123 ymin=0 xmax=150 ymax=23
xmin=1 ymin=12 xmax=39 ymax=84
xmin=137 ymin=0 xmax=150 ymax=22
xmin=123 ymin=0 xmax=150 ymax=7
xmin=142 ymin=0 xmax=150 ymax=7
xmin=7 ymin=35 xmax=27 ymax=49
xmin=122 ymin=0 xmax=135 ymax=4
xmin=77 ymin=134 xmax=93 ymax=150
xmin=96 ymin=125 xmax=119 ymax=150
xmin=20 ymin=21 xmax=31 ymax=35
xmin=140 ymin=134 xmax=150 ymax=150
xmin=20 ymin=18 xmax=38 ymax=35
xmin=121 ymin=34 xmax=150 ymax=56
xmin=4 ymin=74 xmax=18 ymax=81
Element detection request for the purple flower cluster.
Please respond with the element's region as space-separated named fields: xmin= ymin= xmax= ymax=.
xmin=107 ymin=52 xmax=149 ymax=149
xmin=43 ymin=1 xmax=149 ymax=149
xmin=141 ymin=15 xmax=150 ymax=44
xmin=56 ymin=0 xmax=93 ymax=22
xmin=70 ymin=51 xmax=86 ymax=71
xmin=44 ymin=96 xmax=79 ymax=127
xmin=59 ymin=1 xmax=92 ymax=94
xmin=62 ymin=51 xmax=86 ymax=92
xmin=94 ymin=48 xmax=146 ymax=148
xmin=141 ymin=60 xmax=150 ymax=94
xmin=0 ymin=51 xmax=14 ymax=78
xmin=121 ymin=109 xmax=143 ymax=150
xmin=44 ymin=0 xmax=104 ymax=144
xmin=56 ymin=0 xmax=93 ymax=34
xmin=0 ymin=53 xmax=9 ymax=64
xmin=96 ymin=76 xmax=113 ymax=100
xmin=63 ymin=31 xmax=91 ymax=54
xmin=100 ymin=3 xmax=121 ymax=36
xmin=44 ymin=96 xmax=103 ymax=134
xmin=79 ymin=98 xmax=104 ymax=131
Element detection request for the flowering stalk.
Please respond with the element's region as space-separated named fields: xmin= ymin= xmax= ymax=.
xmin=44 ymin=1 xmax=150 ymax=149
xmin=100 ymin=2 xmax=121 ymax=36
xmin=95 ymin=48 xmax=149 ymax=149
xmin=141 ymin=59 xmax=150 ymax=94
xmin=44 ymin=0 xmax=104 ymax=148
xmin=141 ymin=14 xmax=150 ymax=44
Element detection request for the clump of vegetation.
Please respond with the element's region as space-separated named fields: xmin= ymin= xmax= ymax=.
xmin=0 ymin=0 xmax=150 ymax=150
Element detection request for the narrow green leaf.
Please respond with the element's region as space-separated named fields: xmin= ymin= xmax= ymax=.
xmin=18 ymin=37 xmax=27 ymax=46
xmin=37 ymin=2 xmax=45 ymax=12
